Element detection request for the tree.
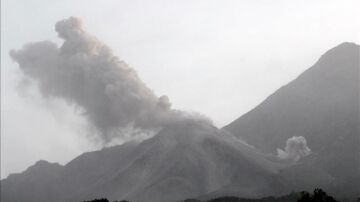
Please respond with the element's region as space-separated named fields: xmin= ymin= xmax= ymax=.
xmin=84 ymin=198 xmax=109 ymax=202
xmin=297 ymin=188 xmax=339 ymax=202
xmin=298 ymin=191 xmax=312 ymax=202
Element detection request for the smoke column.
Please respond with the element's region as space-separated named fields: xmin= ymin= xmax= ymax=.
xmin=10 ymin=17 xmax=202 ymax=143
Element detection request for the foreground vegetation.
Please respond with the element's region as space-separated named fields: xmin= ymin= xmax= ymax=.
xmin=84 ymin=188 xmax=358 ymax=202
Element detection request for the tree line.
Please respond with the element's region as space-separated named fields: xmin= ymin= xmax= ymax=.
xmin=84 ymin=188 xmax=359 ymax=202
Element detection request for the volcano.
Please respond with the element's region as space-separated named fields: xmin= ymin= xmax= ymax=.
xmin=2 ymin=42 xmax=359 ymax=202
xmin=1 ymin=120 xmax=289 ymax=202
xmin=224 ymin=42 xmax=360 ymax=197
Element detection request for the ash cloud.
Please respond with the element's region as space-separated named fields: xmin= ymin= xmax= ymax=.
xmin=277 ymin=136 xmax=311 ymax=162
xmin=10 ymin=17 xmax=208 ymax=143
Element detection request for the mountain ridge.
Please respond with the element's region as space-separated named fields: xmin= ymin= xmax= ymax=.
xmin=2 ymin=42 xmax=359 ymax=202
xmin=1 ymin=121 xmax=290 ymax=202
xmin=224 ymin=42 xmax=359 ymax=179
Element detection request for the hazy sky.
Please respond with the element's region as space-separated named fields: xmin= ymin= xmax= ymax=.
xmin=1 ymin=0 xmax=359 ymax=178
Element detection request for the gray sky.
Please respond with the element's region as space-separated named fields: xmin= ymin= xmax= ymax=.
xmin=1 ymin=0 xmax=359 ymax=178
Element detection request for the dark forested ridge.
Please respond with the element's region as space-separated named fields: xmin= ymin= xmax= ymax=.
xmin=183 ymin=192 xmax=298 ymax=202
xmin=83 ymin=188 xmax=350 ymax=202
xmin=83 ymin=199 xmax=131 ymax=202
xmin=184 ymin=189 xmax=343 ymax=202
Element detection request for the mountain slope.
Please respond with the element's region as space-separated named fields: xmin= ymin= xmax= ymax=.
xmin=2 ymin=42 xmax=358 ymax=202
xmin=1 ymin=161 xmax=64 ymax=202
xmin=224 ymin=42 xmax=360 ymax=179
xmin=1 ymin=120 xmax=289 ymax=202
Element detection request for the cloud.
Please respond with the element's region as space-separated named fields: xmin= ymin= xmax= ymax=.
xmin=10 ymin=17 xmax=209 ymax=143
xmin=277 ymin=136 xmax=311 ymax=162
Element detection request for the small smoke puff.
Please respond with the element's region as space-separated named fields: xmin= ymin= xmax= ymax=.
xmin=55 ymin=17 xmax=84 ymax=40
xmin=277 ymin=136 xmax=311 ymax=162
xmin=157 ymin=95 xmax=171 ymax=110
xmin=10 ymin=16 xmax=192 ymax=143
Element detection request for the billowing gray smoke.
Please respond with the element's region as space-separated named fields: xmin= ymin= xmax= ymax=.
xmin=10 ymin=17 xmax=204 ymax=143
xmin=276 ymin=136 xmax=311 ymax=162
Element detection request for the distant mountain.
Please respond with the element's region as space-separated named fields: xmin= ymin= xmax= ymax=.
xmin=0 ymin=160 xmax=64 ymax=202
xmin=224 ymin=42 xmax=360 ymax=180
xmin=1 ymin=142 xmax=139 ymax=202
xmin=1 ymin=120 xmax=290 ymax=202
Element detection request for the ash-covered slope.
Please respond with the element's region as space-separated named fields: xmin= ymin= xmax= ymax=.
xmin=224 ymin=42 xmax=360 ymax=180
xmin=1 ymin=120 xmax=290 ymax=202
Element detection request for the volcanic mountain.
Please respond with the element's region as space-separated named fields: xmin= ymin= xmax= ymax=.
xmin=1 ymin=120 xmax=290 ymax=202
xmin=1 ymin=42 xmax=359 ymax=202
xmin=224 ymin=42 xmax=360 ymax=196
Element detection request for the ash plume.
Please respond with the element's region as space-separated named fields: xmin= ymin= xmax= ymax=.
xmin=10 ymin=17 xmax=208 ymax=143
xmin=276 ymin=136 xmax=311 ymax=162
